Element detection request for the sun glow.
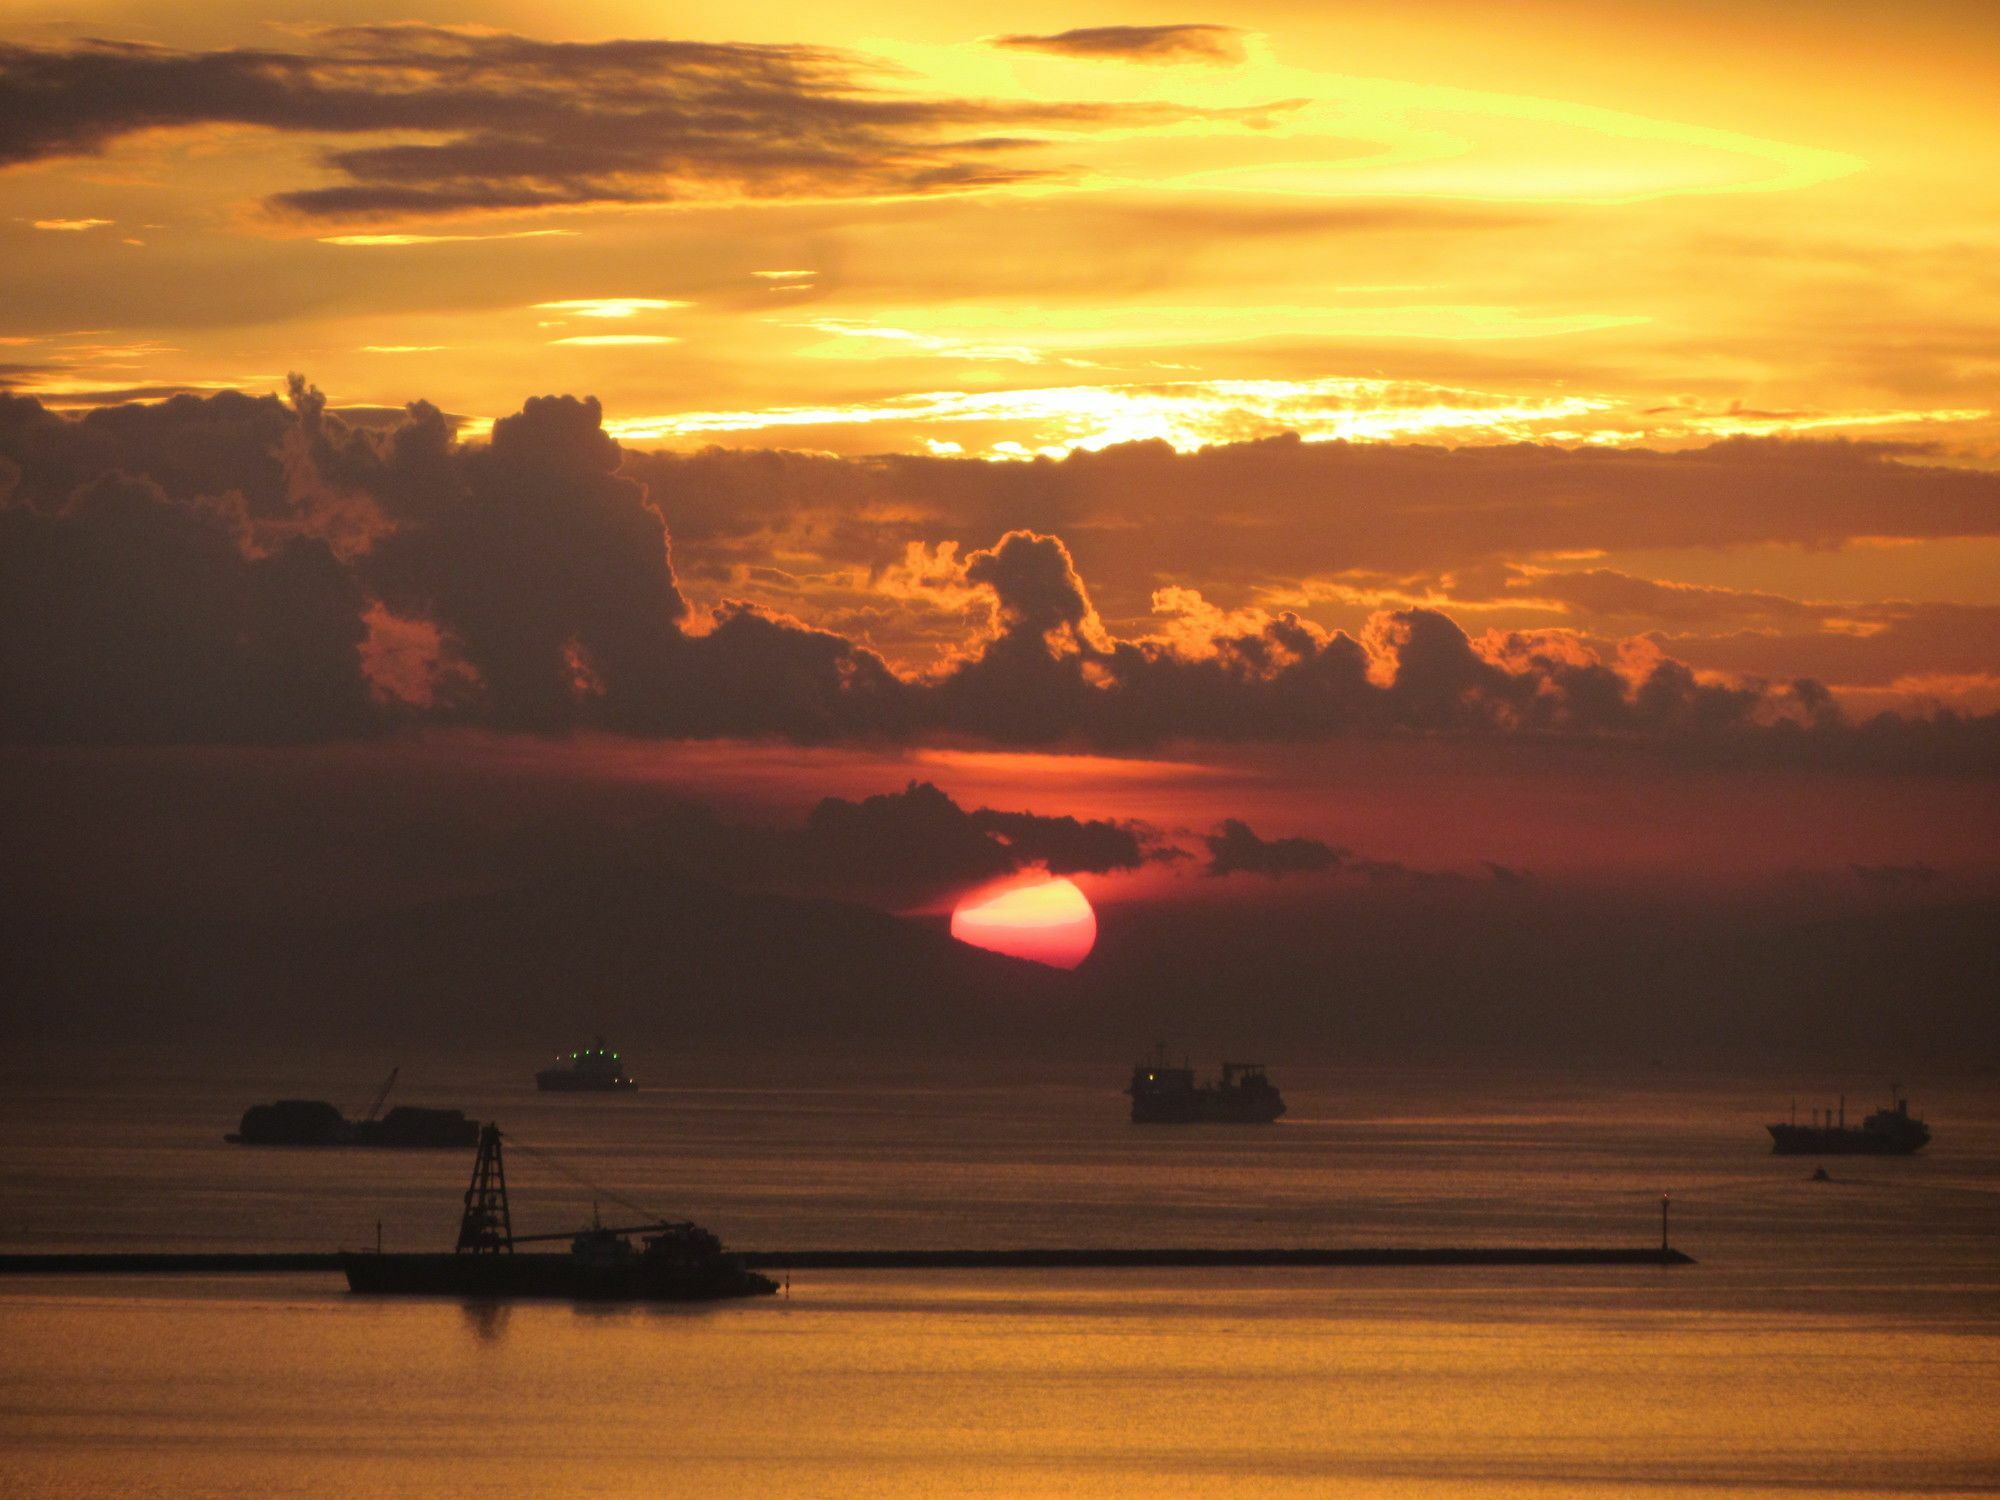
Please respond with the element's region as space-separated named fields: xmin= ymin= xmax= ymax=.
xmin=533 ymin=299 xmax=690 ymax=318
xmin=949 ymin=876 xmax=1098 ymax=969
xmin=547 ymin=334 xmax=680 ymax=346
xmin=603 ymin=375 xmax=1612 ymax=454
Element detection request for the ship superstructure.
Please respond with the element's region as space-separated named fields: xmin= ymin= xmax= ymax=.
xmin=226 ymin=1068 xmax=479 ymax=1148
xmin=536 ymin=1037 xmax=639 ymax=1093
xmin=1767 ymin=1089 xmax=1930 ymax=1155
xmin=342 ymin=1124 xmax=777 ymax=1301
xmin=1128 ymin=1054 xmax=1287 ymax=1124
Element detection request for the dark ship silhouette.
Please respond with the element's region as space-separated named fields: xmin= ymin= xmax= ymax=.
xmin=1128 ymin=1054 xmax=1286 ymax=1123
xmin=227 ymin=1068 xmax=479 ymax=1148
xmin=1767 ymin=1089 xmax=1930 ymax=1155
xmin=536 ymin=1037 xmax=639 ymax=1092
xmin=342 ymin=1124 xmax=776 ymax=1301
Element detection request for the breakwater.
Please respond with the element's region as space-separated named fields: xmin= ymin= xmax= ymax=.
xmin=737 ymin=1247 xmax=1694 ymax=1268
xmin=0 ymin=1245 xmax=1693 ymax=1275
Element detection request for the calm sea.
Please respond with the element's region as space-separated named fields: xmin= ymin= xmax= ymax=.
xmin=3 ymin=1052 xmax=1997 ymax=1497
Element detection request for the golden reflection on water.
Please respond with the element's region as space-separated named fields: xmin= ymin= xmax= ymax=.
xmin=3 ymin=1274 xmax=1995 ymax=1498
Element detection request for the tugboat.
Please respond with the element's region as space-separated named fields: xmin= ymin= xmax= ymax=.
xmin=1128 ymin=1053 xmax=1287 ymax=1123
xmin=227 ymin=1068 xmax=481 ymax=1148
xmin=1767 ymin=1089 xmax=1930 ymax=1155
xmin=341 ymin=1124 xmax=777 ymax=1302
xmin=535 ymin=1037 xmax=639 ymax=1092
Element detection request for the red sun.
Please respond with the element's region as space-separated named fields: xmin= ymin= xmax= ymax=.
xmin=949 ymin=876 xmax=1097 ymax=969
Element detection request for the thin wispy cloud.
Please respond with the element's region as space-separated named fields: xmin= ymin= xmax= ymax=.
xmin=992 ymin=25 xmax=1247 ymax=66
xmin=0 ymin=29 xmax=1220 ymax=222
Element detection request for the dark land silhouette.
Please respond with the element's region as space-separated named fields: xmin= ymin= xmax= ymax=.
xmin=6 ymin=848 xmax=1995 ymax=1066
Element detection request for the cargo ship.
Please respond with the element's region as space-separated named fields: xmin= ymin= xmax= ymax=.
xmin=1128 ymin=1055 xmax=1286 ymax=1123
xmin=1767 ymin=1090 xmax=1929 ymax=1155
xmin=341 ymin=1124 xmax=777 ymax=1302
xmin=536 ymin=1037 xmax=639 ymax=1092
xmin=227 ymin=1069 xmax=480 ymax=1148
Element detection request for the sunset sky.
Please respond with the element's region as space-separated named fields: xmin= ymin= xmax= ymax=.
xmin=3 ymin=0 xmax=1998 ymax=987
xmin=12 ymin=22 xmax=2000 ymax=1500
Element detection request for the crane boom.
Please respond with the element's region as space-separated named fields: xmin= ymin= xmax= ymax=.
xmin=362 ymin=1066 xmax=398 ymax=1123
xmin=508 ymin=1221 xmax=692 ymax=1245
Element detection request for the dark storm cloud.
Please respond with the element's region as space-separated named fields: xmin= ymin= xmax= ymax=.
xmin=1851 ymin=862 xmax=1941 ymax=888
xmin=366 ymin=393 xmax=688 ymax=730
xmin=634 ymin=779 xmax=1156 ymax=905
xmin=1199 ymin=819 xmax=1477 ymax=884
xmin=1203 ymin=819 xmax=1344 ymax=877
xmin=807 ymin=780 xmax=1152 ymax=879
xmin=991 ymin=25 xmax=1246 ymax=65
xmin=0 ymin=388 xmax=294 ymax=516
xmin=968 ymin=805 xmax=1155 ymax=876
xmin=16 ymin=384 xmax=217 ymax=409
xmin=3 ymin=386 xmax=1997 ymax=766
xmin=0 ymin=29 xmax=1211 ymax=219
xmin=0 ymin=471 xmax=372 ymax=743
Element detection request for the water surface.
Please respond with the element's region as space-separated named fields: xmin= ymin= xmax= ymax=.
xmin=3 ymin=1055 xmax=1995 ymax=1496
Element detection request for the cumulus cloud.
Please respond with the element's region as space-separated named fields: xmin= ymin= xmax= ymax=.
xmin=619 ymin=436 xmax=2000 ymax=645
xmin=3 ymin=384 xmax=1996 ymax=767
xmin=991 ymin=25 xmax=1246 ymax=65
xmin=0 ymin=29 xmax=1216 ymax=220
xmin=1456 ymin=564 xmax=2000 ymax=694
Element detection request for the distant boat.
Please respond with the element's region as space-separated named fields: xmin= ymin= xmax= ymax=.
xmin=1128 ymin=1054 xmax=1286 ymax=1124
xmin=536 ymin=1036 xmax=639 ymax=1092
xmin=342 ymin=1124 xmax=776 ymax=1302
xmin=226 ymin=1067 xmax=480 ymax=1148
xmin=1767 ymin=1089 xmax=1929 ymax=1155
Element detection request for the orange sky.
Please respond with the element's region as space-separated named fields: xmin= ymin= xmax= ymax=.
xmin=9 ymin=2 xmax=1996 ymax=452
xmin=3 ymin=0 xmax=1998 ymax=723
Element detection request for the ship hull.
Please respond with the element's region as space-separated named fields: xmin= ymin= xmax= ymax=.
xmin=226 ymin=1134 xmax=479 ymax=1148
xmin=1130 ymin=1095 xmax=1285 ymax=1124
xmin=535 ymin=1073 xmax=639 ymax=1092
xmin=342 ymin=1252 xmax=778 ymax=1301
xmin=227 ymin=1104 xmax=480 ymax=1148
xmin=1767 ymin=1124 xmax=1926 ymax=1155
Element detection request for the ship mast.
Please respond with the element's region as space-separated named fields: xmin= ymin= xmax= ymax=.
xmin=456 ymin=1124 xmax=514 ymax=1254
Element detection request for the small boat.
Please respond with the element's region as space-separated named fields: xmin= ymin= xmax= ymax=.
xmin=1766 ymin=1089 xmax=1929 ymax=1155
xmin=1127 ymin=1052 xmax=1286 ymax=1124
xmin=227 ymin=1068 xmax=480 ymax=1148
xmin=341 ymin=1124 xmax=776 ymax=1302
xmin=536 ymin=1037 xmax=639 ymax=1092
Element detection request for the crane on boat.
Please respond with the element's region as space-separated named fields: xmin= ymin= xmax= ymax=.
xmin=358 ymin=1067 xmax=398 ymax=1125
